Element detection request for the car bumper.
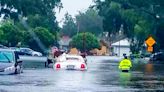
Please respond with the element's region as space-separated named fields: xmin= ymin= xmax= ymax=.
xmin=54 ymin=67 xmax=87 ymax=71
xmin=0 ymin=69 xmax=15 ymax=75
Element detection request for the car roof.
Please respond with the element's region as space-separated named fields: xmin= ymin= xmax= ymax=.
xmin=65 ymin=54 xmax=84 ymax=59
xmin=57 ymin=54 xmax=85 ymax=62
xmin=20 ymin=48 xmax=31 ymax=49
xmin=0 ymin=48 xmax=15 ymax=52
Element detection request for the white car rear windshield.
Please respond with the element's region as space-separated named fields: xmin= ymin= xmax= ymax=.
xmin=66 ymin=57 xmax=79 ymax=61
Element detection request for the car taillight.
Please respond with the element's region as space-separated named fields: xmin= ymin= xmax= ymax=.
xmin=81 ymin=64 xmax=85 ymax=68
xmin=56 ymin=64 xmax=60 ymax=68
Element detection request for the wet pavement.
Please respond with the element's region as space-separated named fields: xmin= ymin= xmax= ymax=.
xmin=0 ymin=56 xmax=164 ymax=92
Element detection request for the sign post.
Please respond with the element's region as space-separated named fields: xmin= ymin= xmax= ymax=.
xmin=147 ymin=46 xmax=153 ymax=52
xmin=145 ymin=36 xmax=156 ymax=52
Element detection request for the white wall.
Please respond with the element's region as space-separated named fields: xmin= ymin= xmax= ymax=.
xmin=113 ymin=46 xmax=130 ymax=57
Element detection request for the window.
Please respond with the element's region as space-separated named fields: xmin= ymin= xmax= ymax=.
xmin=66 ymin=57 xmax=79 ymax=61
xmin=0 ymin=51 xmax=14 ymax=63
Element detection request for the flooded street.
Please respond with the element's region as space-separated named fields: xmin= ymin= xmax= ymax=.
xmin=0 ymin=56 xmax=164 ymax=92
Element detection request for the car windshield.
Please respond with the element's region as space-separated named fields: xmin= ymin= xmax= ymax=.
xmin=0 ymin=51 xmax=14 ymax=63
xmin=21 ymin=48 xmax=32 ymax=53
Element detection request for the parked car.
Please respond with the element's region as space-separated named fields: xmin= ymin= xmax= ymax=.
xmin=149 ymin=52 xmax=164 ymax=64
xmin=0 ymin=44 xmax=8 ymax=49
xmin=54 ymin=53 xmax=87 ymax=70
xmin=0 ymin=49 xmax=23 ymax=74
xmin=19 ymin=48 xmax=42 ymax=56
xmin=9 ymin=47 xmax=31 ymax=56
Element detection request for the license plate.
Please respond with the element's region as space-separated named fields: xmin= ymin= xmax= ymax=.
xmin=67 ymin=65 xmax=75 ymax=69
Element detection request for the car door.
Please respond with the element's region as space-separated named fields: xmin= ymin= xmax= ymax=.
xmin=0 ymin=52 xmax=15 ymax=71
xmin=0 ymin=62 xmax=14 ymax=72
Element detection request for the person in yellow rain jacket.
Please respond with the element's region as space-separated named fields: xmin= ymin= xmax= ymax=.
xmin=119 ymin=55 xmax=132 ymax=72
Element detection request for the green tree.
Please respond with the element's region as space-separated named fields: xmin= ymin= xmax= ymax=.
xmin=24 ymin=27 xmax=55 ymax=51
xmin=76 ymin=8 xmax=103 ymax=36
xmin=120 ymin=0 xmax=164 ymax=52
xmin=61 ymin=13 xmax=77 ymax=37
xmin=94 ymin=0 xmax=164 ymax=53
xmin=94 ymin=1 xmax=123 ymax=35
xmin=0 ymin=20 xmax=23 ymax=46
xmin=156 ymin=21 xmax=164 ymax=50
xmin=0 ymin=0 xmax=62 ymax=32
xmin=0 ymin=0 xmax=62 ymax=50
xmin=70 ymin=32 xmax=100 ymax=52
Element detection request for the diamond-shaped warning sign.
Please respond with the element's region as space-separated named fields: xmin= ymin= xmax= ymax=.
xmin=145 ymin=36 xmax=156 ymax=47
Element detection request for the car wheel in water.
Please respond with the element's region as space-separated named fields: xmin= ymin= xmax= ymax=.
xmin=34 ymin=54 xmax=38 ymax=56
xmin=14 ymin=65 xmax=22 ymax=74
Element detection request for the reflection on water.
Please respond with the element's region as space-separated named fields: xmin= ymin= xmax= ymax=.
xmin=1 ymin=57 xmax=164 ymax=92
xmin=129 ymin=62 xmax=164 ymax=91
xmin=145 ymin=64 xmax=154 ymax=74
xmin=144 ymin=63 xmax=164 ymax=75
xmin=119 ymin=72 xmax=131 ymax=87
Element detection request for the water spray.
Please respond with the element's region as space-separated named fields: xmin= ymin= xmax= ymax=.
xmin=20 ymin=18 xmax=46 ymax=53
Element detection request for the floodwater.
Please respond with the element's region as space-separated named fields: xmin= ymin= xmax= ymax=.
xmin=0 ymin=56 xmax=164 ymax=92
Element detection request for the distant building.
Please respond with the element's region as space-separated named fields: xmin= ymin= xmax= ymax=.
xmin=89 ymin=45 xmax=108 ymax=56
xmin=58 ymin=36 xmax=72 ymax=50
xmin=111 ymin=39 xmax=130 ymax=57
xmin=69 ymin=48 xmax=79 ymax=55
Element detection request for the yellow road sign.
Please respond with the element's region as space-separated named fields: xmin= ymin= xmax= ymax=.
xmin=145 ymin=36 xmax=156 ymax=47
xmin=147 ymin=46 xmax=153 ymax=52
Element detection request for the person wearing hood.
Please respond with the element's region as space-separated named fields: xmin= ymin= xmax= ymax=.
xmin=119 ymin=54 xmax=132 ymax=72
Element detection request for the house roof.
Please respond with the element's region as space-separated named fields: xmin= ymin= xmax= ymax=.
xmin=111 ymin=38 xmax=130 ymax=46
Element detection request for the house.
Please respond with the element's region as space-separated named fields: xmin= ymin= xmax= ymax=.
xmin=69 ymin=48 xmax=79 ymax=55
xmin=89 ymin=46 xmax=108 ymax=56
xmin=58 ymin=36 xmax=72 ymax=51
xmin=111 ymin=39 xmax=130 ymax=57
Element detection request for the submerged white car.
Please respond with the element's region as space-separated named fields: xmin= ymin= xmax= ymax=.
xmin=54 ymin=54 xmax=87 ymax=70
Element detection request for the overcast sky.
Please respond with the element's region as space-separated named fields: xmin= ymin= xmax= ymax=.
xmin=55 ymin=0 xmax=93 ymax=26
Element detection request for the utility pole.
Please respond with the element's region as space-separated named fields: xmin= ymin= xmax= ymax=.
xmin=83 ymin=32 xmax=86 ymax=56
xmin=118 ymin=24 xmax=123 ymax=57
xmin=77 ymin=21 xmax=80 ymax=35
xmin=119 ymin=40 xmax=120 ymax=57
